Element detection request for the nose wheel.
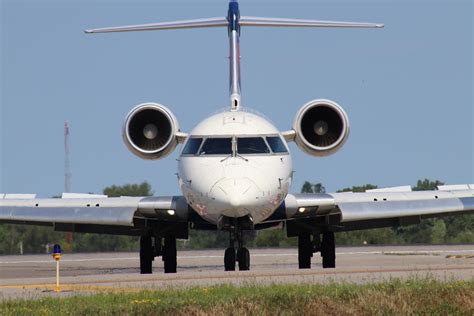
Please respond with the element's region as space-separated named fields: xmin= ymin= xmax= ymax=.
xmin=224 ymin=225 xmax=250 ymax=271
xmin=237 ymin=247 xmax=250 ymax=270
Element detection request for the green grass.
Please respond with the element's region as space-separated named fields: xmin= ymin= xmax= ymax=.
xmin=1 ymin=278 xmax=473 ymax=315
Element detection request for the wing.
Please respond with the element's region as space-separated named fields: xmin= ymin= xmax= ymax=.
xmin=281 ymin=184 xmax=474 ymax=233
xmin=0 ymin=194 xmax=190 ymax=236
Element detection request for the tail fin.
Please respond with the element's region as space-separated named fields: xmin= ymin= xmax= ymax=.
xmin=84 ymin=16 xmax=382 ymax=34
xmin=85 ymin=1 xmax=382 ymax=111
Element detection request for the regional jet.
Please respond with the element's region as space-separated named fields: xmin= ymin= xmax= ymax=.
xmin=1 ymin=1 xmax=473 ymax=273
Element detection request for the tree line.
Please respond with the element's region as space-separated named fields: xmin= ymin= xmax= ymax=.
xmin=0 ymin=179 xmax=472 ymax=254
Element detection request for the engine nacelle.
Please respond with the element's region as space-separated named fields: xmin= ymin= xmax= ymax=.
xmin=123 ymin=102 xmax=180 ymax=160
xmin=293 ymin=99 xmax=349 ymax=157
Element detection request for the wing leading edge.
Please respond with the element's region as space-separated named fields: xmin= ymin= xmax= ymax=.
xmin=284 ymin=185 xmax=474 ymax=231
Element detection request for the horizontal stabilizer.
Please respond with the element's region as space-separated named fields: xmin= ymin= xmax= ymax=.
xmin=85 ymin=17 xmax=228 ymax=34
xmin=240 ymin=16 xmax=383 ymax=28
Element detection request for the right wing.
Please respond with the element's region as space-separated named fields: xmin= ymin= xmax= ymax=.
xmin=0 ymin=194 xmax=190 ymax=235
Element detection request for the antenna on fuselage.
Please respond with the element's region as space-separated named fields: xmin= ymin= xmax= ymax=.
xmin=85 ymin=0 xmax=383 ymax=112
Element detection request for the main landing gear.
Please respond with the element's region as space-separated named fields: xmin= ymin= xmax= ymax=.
xmin=140 ymin=235 xmax=177 ymax=274
xmin=298 ymin=231 xmax=335 ymax=269
xmin=224 ymin=223 xmax=250 ymax=271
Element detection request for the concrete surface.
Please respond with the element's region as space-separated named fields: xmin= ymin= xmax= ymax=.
xmin=1 ymin=245 xmax=473 ymax=300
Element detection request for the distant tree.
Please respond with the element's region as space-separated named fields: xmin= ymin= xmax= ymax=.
xmin=337 ymin=184 xmax=377 ymax=193
xmin=337 ymin=228 xmax=401 ymax=246
xmin=253 ymin=229 xmax=297 ymax=248
xmin=413 ymin=179 xmax=444 ymax=191
xmin=104 ymin=182 xmax=153 ymax=197
xmin=301 ymin=181 xmax=326 ymax=193
xmin=301 ymin=181 xmax=313 ymax=193
xmin=444 ymin=214 xmax=474 ymax=243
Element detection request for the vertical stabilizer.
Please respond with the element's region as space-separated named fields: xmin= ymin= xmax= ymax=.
xmin=227 ymin=0 xmax=242 ymax=111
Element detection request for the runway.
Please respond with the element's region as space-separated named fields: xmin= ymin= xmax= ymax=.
xmin=1 ymin=245 xmax=473 ymax=300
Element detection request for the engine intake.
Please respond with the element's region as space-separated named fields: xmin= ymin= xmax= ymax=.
xmin=293 ymin=99 xmax=349 ymax=156
xmin=123 ymin=102 xmax=180 ymax=160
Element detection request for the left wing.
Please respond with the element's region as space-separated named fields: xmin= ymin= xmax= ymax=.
xmin=281 ymin=184 xmax=474 ymax=233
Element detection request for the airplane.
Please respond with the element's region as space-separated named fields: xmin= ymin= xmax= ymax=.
xmin=1 ymin=0 xmax=473 ymax=274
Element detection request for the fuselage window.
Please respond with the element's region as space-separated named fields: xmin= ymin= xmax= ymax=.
xmin=266 ymin=136 xmax=288 ymax=153
xmin=182 ymin=138 xmax=203 ymax=155
xmin=199 ymin=137 xmax=232 ymax=155
xmin=237 ymin=137 xmax=270 ymax=154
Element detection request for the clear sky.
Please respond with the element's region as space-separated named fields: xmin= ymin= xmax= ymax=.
xmin=1 ymin=0 xmax=472 ymax=197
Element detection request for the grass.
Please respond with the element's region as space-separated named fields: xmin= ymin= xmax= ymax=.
xmin=1 ymin=278 xmax=473 ymax=315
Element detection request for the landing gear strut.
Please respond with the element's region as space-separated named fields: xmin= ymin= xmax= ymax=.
xmin=224 ymin=222 xmax=250 ymax=271
xmin=298 ymin=231 xmax=335 ymax=269
xmin=139 ymin=235 xmax=177 ymax=274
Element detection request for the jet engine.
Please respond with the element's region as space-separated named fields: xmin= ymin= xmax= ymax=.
xmin=293 ymin=99 xmax=349 ymax=156
xmin=123 ymin=102 xmax=180 ymax=160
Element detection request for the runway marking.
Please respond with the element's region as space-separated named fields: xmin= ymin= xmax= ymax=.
xmin=1 ymin=249 xmax=474 ymax=264
xmin=1 ymin=265 xmax=472 ymax=290
xmin=446 ymin=254 xmax=474 ymax=259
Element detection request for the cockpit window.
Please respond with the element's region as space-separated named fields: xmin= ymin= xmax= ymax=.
xmin=199 ymin=137 xmax=232 ymax=155
xmin=237 ymin=137 xmax=270 ymax=154
xmin=182 ymin=138 xmax=203 ymax=155
xmin=266 ymin=136 xmax=288 ymax=153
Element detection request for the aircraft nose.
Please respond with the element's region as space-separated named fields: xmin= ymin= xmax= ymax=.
xmin=210 ymin=177 xmax=260 ymax=217
xmin=229 ymin=195 xmax=241 ymax=208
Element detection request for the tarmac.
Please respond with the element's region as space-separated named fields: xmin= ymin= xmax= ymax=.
xmin=1 ymin=245 xmax=473 ymax=300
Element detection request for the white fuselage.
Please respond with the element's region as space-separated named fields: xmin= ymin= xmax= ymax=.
xmin=178 ymin=110 xmax=293 ymax=224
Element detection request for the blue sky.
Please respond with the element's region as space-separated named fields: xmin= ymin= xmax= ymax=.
xmin=1 ymin=0 xmax=472 ymax=197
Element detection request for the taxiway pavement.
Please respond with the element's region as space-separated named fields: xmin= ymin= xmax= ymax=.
xmin=1 ymin=245 xmax=473 ymax=300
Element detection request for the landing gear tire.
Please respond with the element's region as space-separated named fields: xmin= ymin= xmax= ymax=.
xmin=224 ymin=247 xmax=236 ymax=271
xmin=140 ymin=236 xmax=153 ymax=274
xmin=163 ymin=236 xmax=177 ymax=273
xmin=298 ymin=233 xmax=312 ymax=269
xmin=237 ymin=247 xmax=250 ymax=271
xmin=321 ymin=232 xmax=336 ymax=268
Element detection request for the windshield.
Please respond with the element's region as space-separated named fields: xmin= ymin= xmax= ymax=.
xmin=182 ymin=138 xmax=203 ymax=155
xmin=266 ymin=136 xmax=288 ymax=153
xmin=199 ymin=138 xmax=232 ymax=155
xmin=237 ymin=137 xmax=270 ymax=154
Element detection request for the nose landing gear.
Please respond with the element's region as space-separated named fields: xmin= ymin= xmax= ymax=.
xmin=224 ymin=227 xmax=250 ymax=271
xmin=298 ymin=231 xmax=335 ymax=269
xmin=223 ymin=216 xmax=251 ymax=271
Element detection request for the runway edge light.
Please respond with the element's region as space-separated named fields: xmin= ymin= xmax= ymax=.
xmin=52 ymin=244 xmax=62 ymax=261
xmin=52 ymin=244 xmax=62 ymax=292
